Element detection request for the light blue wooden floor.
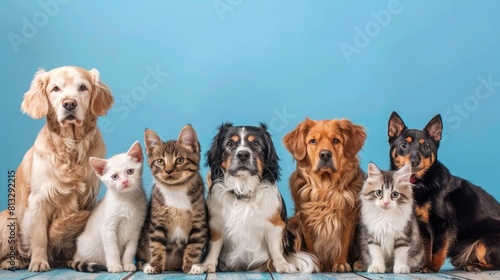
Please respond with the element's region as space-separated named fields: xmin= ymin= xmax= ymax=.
xmin=1 ymin=269 xmax=500 ymax=280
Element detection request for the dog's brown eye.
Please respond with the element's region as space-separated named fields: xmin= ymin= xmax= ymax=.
xmin=156 ymin=158 xmax=164 ymax=166
xmin=422 ymin=144 xmax=430 ymax=151
xmin=309 ymin=139 xmax=317 ymax=145
xmin=79 ymin=85 xmax=88 ymax=91
xmin=111 ymin=174 xmax=119 ymax=180
xmin=227 ymin=140 xmax=235 ymax=148
xmin=401 ymin=143 xmax=408 ymax=149
xmin=252 ymin=141 xmax=259 ymax=147
xmin=333 ymin=138 xmax=340 ymax=144
xmin=176 ymin=157 xmax=184 ymax=164
xmin=52 ymin=86 xmax=60 ymax=92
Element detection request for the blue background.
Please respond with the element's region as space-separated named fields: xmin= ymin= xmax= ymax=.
xmin=1 ymin=0 xmax=499 ymax=218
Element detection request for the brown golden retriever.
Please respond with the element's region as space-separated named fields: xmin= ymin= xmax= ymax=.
xmin=283 ymin=117 xmax=366 ymax=272
xmin=0 ymin=66 xmax=114 ymax=271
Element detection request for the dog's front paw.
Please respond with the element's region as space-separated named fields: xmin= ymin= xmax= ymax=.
xmin=188 ymin=264 xmax=207 ymax=274
xmin=143 ymin=263 xmax=163 ymax=274
xmin=393 ymin=265 xmax=411 ymax=274
xmin=275 ymin=261 xmax=298 ymax=273
xmin=333 ymin=262 xmax=352 ymax=272
xmin=123 ymin=263 xmax=136 ymax=272
xmin=367 ymin=264 xmax=385 ymax=273
xmin=107 ymin=264 xmax=123 ymax=273
xmin=421 ymin=265 xmax=438 ymax=273
xmin=28 ymin=259 xmax=50 ymax=272
xmin=1 ymin=258 xmax=28 ymax=270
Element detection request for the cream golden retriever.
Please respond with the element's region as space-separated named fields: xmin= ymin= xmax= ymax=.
xmin=0 ymin=66 xmax=114 ymax=271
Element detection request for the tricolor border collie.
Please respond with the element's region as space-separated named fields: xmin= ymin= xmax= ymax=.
xmin=189 ymin=123 xmax=319 ymax=274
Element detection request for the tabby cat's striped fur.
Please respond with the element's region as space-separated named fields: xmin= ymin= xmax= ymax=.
xmin=136 ymin=125 xmax=208 ymax=274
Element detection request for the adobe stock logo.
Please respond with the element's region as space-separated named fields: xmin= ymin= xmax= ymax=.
xmin=100 ymin=65 xmax=169 ymax=134
xmin=7 ymin=0 xmax=70 ymax=54
xmin=339 ymin=0 xmax=406 ymax=63
xmin=212 ymin=0 xmax=243 ymax=21
xmin=443 ymin=74 xmax=499 ymax=132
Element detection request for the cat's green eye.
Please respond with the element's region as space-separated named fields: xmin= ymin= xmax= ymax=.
xmin=391 ymin=191 xmax=400 ymax=199
xmin=176 ymin=157 xmax=185 ymax=164
xmin=111 ymin=174 xmax=119 ymax=180
xmin=156 ymin=158 xmax=165 ymax=166
xmin=375 ymin=190 xmax=383 ymax=196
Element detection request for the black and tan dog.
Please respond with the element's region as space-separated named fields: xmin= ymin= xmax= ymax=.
xmin=388 ymin=111 xmax=500 ymax=272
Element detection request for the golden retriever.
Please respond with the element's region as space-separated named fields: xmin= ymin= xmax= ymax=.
xmin=0 ymin=66 xmax=114 ymax=271
xmin=283 ymin=117 xmax=366 ymax=272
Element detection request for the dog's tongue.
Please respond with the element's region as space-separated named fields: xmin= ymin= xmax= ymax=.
xmin=410 ymin=177 xmax=416 ymax=183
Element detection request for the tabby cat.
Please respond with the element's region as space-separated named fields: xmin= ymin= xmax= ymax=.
xmin=136 ymin=125 xmax=209 ymax=274
xmin=356 ymin=163 xmax=424 ymax=273
xmin=68 ymin=141 xmax=147 ymax=272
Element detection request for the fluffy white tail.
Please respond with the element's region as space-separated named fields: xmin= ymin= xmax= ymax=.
xmin=285 ymin=251 xmax=320 ymax=273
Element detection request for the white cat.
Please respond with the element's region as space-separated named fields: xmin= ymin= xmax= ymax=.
xmin=67 ymin=141 xmax=147 ymax=272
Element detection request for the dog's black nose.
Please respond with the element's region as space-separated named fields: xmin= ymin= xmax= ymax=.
xmin=410 ymin=156 xmax=420 ymax=167
xmin=319 ymin=150 xmax=332 ymax=161
xmin=63 ymin=99 xmax=77 ymax=111
xmin=237 ymin=150 xmax=250 ymax=162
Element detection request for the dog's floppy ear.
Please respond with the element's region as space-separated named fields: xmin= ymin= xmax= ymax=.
xmin=89 ymin=68 xmax=114 ymax=116
xmin=388 ymin=111 xmax=407 ymax=142
xmin=21 ymin=69 xmax=48 ymax=119
xmin=283 ymin=118 xmax=315 ymax=161
xmin=206 ymin=122 xmax=233 ymax=182
xmin=338 ymin=119 xmax=366 ymax=158
xmin=424 ymin=114 xmax=442 ymax=143
xmin=260 ymin=123 xmax=281 ymax=183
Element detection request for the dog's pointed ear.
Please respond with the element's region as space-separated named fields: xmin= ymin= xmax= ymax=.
xmin=424 ymin=114 xmax=442 ymax=142
xmin=89 ymin=68 xmax=114 ymax=116
xmin=21 ymin=69 xmax=48 ymax=119
xmin=178 ymin=124 xmax=200 ymax=154
xmin=261 ymin=126 xmax=281 ymax=183
xmin=388 ymin=111 xmax=407 ymax=142
xmin=339 ymin=119 xmax=366 ymax=158
xmin=206 ymin=123 xmax=233 ymax=182
xmin=144 ymin=128 xmax=162 ymax=157
xmin=283 ymin=118 xmax=315 ymax=161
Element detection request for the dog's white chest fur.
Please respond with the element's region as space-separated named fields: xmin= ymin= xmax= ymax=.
xmin=208 ymin=172 xmax=282 ymax=269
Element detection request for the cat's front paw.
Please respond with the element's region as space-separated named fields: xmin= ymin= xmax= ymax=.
xmin=393 ymin=265 xmax=411 ymax=274
xmin=188 ymin=264 xmax=207 ymax=274
xmin=123 ymin=263 xmax=136 ymax=272
xmin=367 ymin=264 xmax=386 ymax=273
xmin=107 ymin=264 xmax=123 ymax=273
xmin=275 ymin=261 xmax=298 ymax=273
xmin=143 ymin=263 xmax=163 ymax=274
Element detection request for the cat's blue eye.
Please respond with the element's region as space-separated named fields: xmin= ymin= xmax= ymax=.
xmin=375 ymin=190 xmax=383 ymax=196
xmin=111 ymin=174 xmax=119 ymax=180
xmin=391 ymin=191 xmax=400 ymax=199
xmin=127 ymin=169 xmax=134 ymax=175
xmin=176 ymin=157 xmax=185 ymax=164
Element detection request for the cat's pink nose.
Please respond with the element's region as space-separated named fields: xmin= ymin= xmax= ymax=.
xmin=383 ymin=201 xmax=389 ymax=206
xmin=122 ymin=180 xmax=128 ymax=187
